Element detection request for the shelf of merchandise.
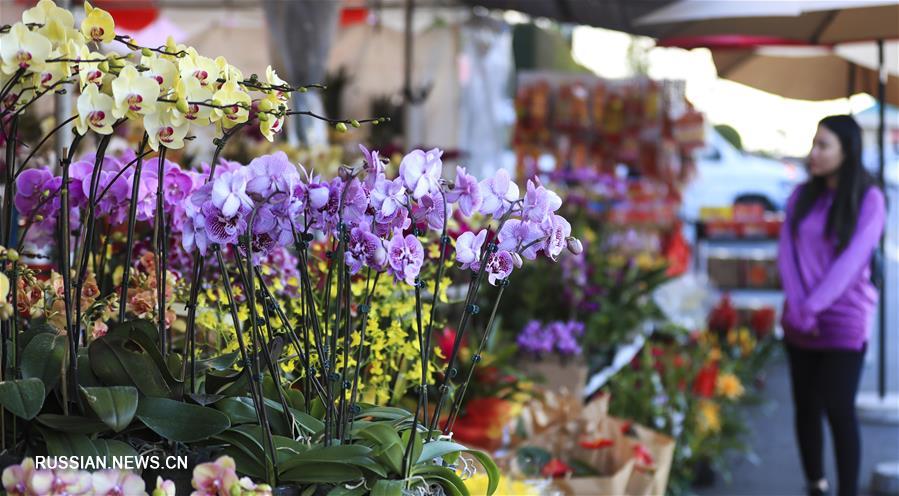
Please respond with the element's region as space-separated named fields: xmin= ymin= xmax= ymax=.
xmin=695 ymin=235 xmax=785 ymax=338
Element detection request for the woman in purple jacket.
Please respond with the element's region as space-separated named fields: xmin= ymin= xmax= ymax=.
xmin=778 ymin=115 xmax=886 ymax=496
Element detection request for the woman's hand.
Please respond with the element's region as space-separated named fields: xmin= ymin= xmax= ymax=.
xmin=783 ymin=299 xmax=818 ymax=334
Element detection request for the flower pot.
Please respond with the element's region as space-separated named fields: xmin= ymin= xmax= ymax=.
xmin=273 ymin=485 xmax=301 ymax=496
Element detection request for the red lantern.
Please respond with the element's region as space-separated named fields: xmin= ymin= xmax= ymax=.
xmin=95 ymin=1 xmax=159 ymax=31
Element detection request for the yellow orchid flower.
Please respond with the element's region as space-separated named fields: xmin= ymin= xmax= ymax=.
xmin=265 ymin=65 xmax=290 ymax=103
xmin=145 ymin=106 xmax=190 ymax=150
xmin=74 ymin=44 xmax=105 ymax=88
xmin=161 ymin=36 xmax=188 ymax=62
xmin=35 ymin=48 xmax=68 ymax=89
xmin=23 ymin=0 xmax=79 ymax=47
xmin=81 ymin=1 xmax=115 ymax=44
xmin=75 ymin=83 xmax=115 ymax=135
xmin=172 ymin=76 xmax=213 ymax=126
xmin=214 ymin=56 xmax=242 ymax=90
xmin=1 ymin=23 xmax=52 ymax=75
xmin=63 ymin=38 xmax=84 ymax=76
xmin=140 ymin=54 xmax=178 ymax=91
xmin=23 ymin=0 xmax=75 ymax=30
xmin=111 ymin=64 xmax=160 ymax=119
xmin=178 ymin=48 xmax=218 ymax=88
xmin=257 ymin=95 xmax=283 ymax=142
xmin=212 ymin=79 xmax=250 ymax=128
xmin=0 ymin=272 xmax=8 ymax=301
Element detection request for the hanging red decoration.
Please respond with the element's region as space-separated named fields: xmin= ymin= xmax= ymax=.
xmin=340 ymin=7 xmax=368 ymax=27
xmin=95 ymin=0 xmax=159 ymax=31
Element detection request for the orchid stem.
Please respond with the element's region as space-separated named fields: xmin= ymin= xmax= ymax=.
xmin=118 ymin=134 xmax=149 ymax=323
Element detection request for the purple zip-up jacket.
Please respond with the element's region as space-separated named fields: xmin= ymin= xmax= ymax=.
xmin=778 ymin=184 xmax=886 ymax=350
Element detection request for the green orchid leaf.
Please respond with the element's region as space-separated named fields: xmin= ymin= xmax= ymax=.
xmin=136 ymin=396 xmax=230 ymax=443
xmin=80 ymin=386 xmax=139 ymax=432
xmin=21 ymin=332 xmax=66 ymax=393
xmin=89 ymin=335 xmax=171 ymax=397
xmin=36 ymin=414 xmax=109 ymax=434
xmin=371 ymin=480 xmax=404 ymax=496
xmin=0 ymin=378 xmax=44 ymax=419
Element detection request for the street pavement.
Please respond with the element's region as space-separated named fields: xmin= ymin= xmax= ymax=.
xmin=696 ymin=349 xmax=899 ymax=496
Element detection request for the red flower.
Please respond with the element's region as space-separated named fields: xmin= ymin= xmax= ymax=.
xmin=750 ymin=307 xmax=776 ymax=338
xmin=693 ymin=363 xmax=719 ymax=398
xmin=708 ymin=294 xmax=738 ymax=333
xmin=634 ymin=444 xmax=655 ymax=471
xmin=579 ymin=437 xmax=615 ymax=449
xmin=541 ymin=458 xmax=573 ymax=478
xmin=437 ymin=327 xmax=460 ymax=361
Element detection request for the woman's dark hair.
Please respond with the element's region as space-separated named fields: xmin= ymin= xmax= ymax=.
xmin=791 ymin=114 xmax=877 ymax=252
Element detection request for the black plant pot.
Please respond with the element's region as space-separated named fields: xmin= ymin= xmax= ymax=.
xmin=273 ymin=485 xmax=301 ymax=496
xmin=692 ymin=458 xmax=716 ymax=488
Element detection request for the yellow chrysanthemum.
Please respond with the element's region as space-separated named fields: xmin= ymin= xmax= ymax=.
xmin=716 ymin=373 xmax=745 ymax=400
xmin=697 ymin=399 xmax=721 ymax=434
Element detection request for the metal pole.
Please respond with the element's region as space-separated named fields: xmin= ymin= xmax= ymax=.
xmin=876 ymin=39 xmax=886 ymax=400
xmin=402 ymin=0 xmax=415 ymax=148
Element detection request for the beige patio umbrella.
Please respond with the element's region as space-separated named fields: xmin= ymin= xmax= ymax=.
xmin=634 ymin=0 xmax=899 ymax=43
xmin=709 ymin=45 xmax=899 ymax=105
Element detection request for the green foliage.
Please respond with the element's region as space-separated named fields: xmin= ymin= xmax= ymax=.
xmin=715 ymin=124 xmax=743 ymax=151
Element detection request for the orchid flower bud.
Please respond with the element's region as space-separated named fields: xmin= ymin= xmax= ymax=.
xmin=567 ymin=237 xmax=583 ymax=255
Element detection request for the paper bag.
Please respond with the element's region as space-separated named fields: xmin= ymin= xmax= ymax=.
xmin=624 ymin=422 xmax=676 ymax=496
xmin=559 ymin=416 xmax=639 ymax=495
xmin=520 ymin=358 xmax=588 ymax=395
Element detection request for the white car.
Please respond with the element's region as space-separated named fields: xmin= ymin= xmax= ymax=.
xmin=680 ymin=128 xmax=806 ymax=222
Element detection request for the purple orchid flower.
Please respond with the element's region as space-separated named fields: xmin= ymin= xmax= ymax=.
xmin=162 ymin=162 xmax=195 ymax=210
xmin=484 ymin=250 xmax=514 ymax=285
xmin=412 ymin=191 xmax=450 ymax=233
xmin=346 ymin=222 xmax=386 ymax=274
xmin=211 ymin=169 xmax=253 ymax=218
xmin=246 ymin=151 xmax=300 ymax=201
xmin=497 ymin=219 xmax=543 ymax=260
xmin=445 ymin=166 xmax=481 ymax=216
xmin=387 ymin=228 xmax=424 ymax=285
xmin=455 ymin=229 xmax=486 ymax=270
xmin=522 ymin=178 xmax=562 ymax=223
xmin=14 ymin=168 xmax=58 ymax=218
xmin=360 ymin=144 xmax=385 ymax=189
xmin=180 ymin=199 xmax=210 ymax=254
xmin=399 ymin=148 xmax=442 ymax=200
xmin=479 ymin=168 xmax=519 ymax=217
xmin=370 ymin=176 xmax=406 ymax=223
xmin=541 ymin=214 xmax=572 ymax=261
xmin=372 ymin=207 xmax=411 ymax=238
xmin=340 ymin=178 xmax=370 ymax=227
xmin=202 ymin=200 xmax=248 ymax=245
